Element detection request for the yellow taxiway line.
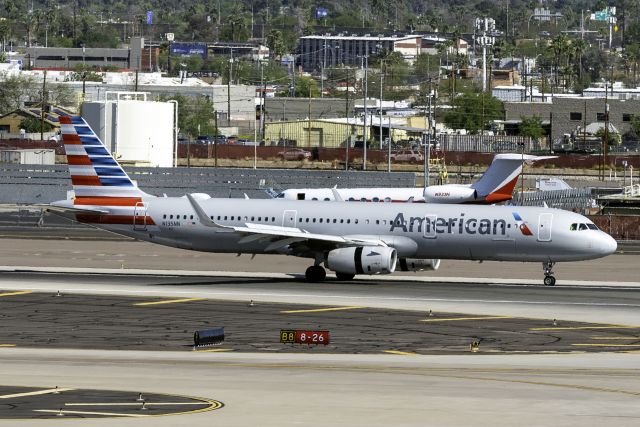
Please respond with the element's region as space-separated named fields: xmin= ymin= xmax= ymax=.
xmin=0 ymin=388 xmax=74 ymax=399
xmin=421 ymin=316 xmax=512 ymax=322
xmin=33 ymin=409 xmax=147 ymax=417
xmin=134 ymin=298 xmax=206 ymax=306
xmin=0 ymin=291 xmax=32 ymax=298
xmin=383 ymin=350 xmax=417 ymax=356
xmin=531 ymin=326 xmax=639 ymax=331
xmin=590 ymin=336 xmax=640 ymax=340
xmin=572 ymin=343 xmax=640 ymax=348
xmin=280 ymin=306 xmax=364 ymax=314
xmin=192 ymin=348 xmax=235 ymax=353
xmin=65 ymin=402 xmax=208 ymax=406
xmin=0 ymin=344 xmax=16 ymax=348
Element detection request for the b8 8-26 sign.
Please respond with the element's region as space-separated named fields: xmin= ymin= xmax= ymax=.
xmin=280 ymin=329 xmax=330 ymax=345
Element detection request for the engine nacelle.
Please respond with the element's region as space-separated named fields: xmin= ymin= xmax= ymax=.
xmin=423 ymin=185 xmax=477 ymax=204
xmin=398 ymin=258 xmax=441 ymax=272
xmin=326 ymin=246 xmax=397 ymax=275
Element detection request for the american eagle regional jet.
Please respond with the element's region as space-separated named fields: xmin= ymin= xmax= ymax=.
xmin=274 ymin=153 xmax=555 ymax=204
xmin=47 ymin=116 xmax=617 ymax=285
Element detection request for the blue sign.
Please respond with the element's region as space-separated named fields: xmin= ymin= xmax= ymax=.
xmin=169 ymin=43 xmax=208 ymax=58
xmin=316 ymin=7 xmax=328 ymax=19
xmin=146 ymin=11 xmax=153 ymax=25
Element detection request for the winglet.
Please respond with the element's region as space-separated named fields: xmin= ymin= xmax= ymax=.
xmin=186 ymin=194 xmax=228 ymax=229
xmin=331 ymin=187 xmax=344 ymax=202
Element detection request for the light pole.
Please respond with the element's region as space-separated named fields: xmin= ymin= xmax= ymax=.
xmin=362 ymin=53 xmax=369 ymax=171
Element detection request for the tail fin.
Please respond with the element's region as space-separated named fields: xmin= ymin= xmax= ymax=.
xmin=471 ymin=154 xmax=555 ymax=203
xmin=59 ymin=115 xmax=149 ymax=206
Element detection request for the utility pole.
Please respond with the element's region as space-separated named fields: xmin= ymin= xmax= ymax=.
xmin=380 ymin=60 xmax=385 ymax=171
xmin=40 ymin=70 xmax=47 ymax=141
xmin=603 ymin=80 xmax=610 ymax=181
xmin=321 ymin=37 xmax=326 ymax=98
xmin=363 ymin=54 xmax=368 ymax=171
xmin=227 ymin=48 xmax=233 ymax=126
xmin=475 ymin=17 xmax=496 ymax=92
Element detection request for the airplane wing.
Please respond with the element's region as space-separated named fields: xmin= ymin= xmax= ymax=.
xmin=42 ymin=203 xmax=110 ymax=215
xmin=186 ymin=194 xmax=386 ymax=251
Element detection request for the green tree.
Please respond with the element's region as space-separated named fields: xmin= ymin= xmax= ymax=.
xmin=443 ymin=91 xmax=504 ymax=134
xmin=294 ymin=75 xmax=319 ymax=97
xmin=0 ymin=75 xmax=40 ymax=115
xmin=519 ymin=116 xmax=544 ymax=139
xmin=266 ymin=29 xmax=287 ymax=60
xmin=19 ymin=116 xmax=53 ymax=133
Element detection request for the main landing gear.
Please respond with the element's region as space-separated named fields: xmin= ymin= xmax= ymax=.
xmin=543 ymin=261 xmax=556 ymax=286
xmin=305 ymin=265 xmax=326 ymax=282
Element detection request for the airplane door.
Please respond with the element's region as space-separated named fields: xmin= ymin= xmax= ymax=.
xmin=423 ymin=214 xmax=437 ymax=239
xmin=133 ymin=202 xmax=147 ymax=231
xmin=282 ymin=210 xmax=297 ymax=228
xmin=537 ymin=213 xmax=553 ymax=242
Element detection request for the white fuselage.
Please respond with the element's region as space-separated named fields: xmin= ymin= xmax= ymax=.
xmin=89 ymin=196 xmax=616 ymax=263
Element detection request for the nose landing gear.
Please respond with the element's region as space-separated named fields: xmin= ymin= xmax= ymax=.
xmin=543 ymin=261 xmax=556 ymax=286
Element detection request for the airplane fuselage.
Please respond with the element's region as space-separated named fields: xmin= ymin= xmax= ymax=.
xmin=86 ymin=197 xmax=615 ymax=263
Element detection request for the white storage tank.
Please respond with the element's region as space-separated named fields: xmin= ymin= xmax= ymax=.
xmin=82 ymin=92 xmax=176 ymax=167
xmin=0 ymin=149 xmax=56 ymax=165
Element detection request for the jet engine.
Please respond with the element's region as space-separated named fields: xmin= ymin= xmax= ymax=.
xmin=326 ymin=246 xmax=397 ymax=275
xmin=423 ymin=185 xmax=477 ymax=204
xmin=398 ymin=258 xmax=441 ymax=271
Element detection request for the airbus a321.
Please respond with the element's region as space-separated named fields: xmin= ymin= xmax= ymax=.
xmin=274 ymin=153 xmax=555 ymax=204
xmin=47 ymin=116 xmax=617 ymax=286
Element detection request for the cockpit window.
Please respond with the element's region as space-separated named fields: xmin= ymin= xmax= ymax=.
xmin=587 ymin=223 xmax=598 ymax=230
xmin=579 ymin=223 xmax=588 ymax=230
xmin=570 ymin=223 xmax=577 ymax=231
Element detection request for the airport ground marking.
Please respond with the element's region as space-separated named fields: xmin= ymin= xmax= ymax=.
xmin=421 ymin=316 xmax=512 ymax=322
xmin=383 ymin=350 xmax=417 ymax=356
xmin=133 ymin=297 xmax=206 ymax=306
xmin=589 ymin=336 xmax=640 ymax=340
xmin=192 ymin=348 xmax=235 ymax=353
xmin=530 ymin=325 xmax=639 ymax=331
xmin=65 ymin=402 xmax=209 ymax=407
xmin=33 ymin=409 xmax=147 ymax=417
xmin=0 ymin=290 xmax=32 ymax=297
xmin=0 ymin=344 xmax=16 ymax=347
xmin=571 ymin=343 xmax=640 ymax=348
xmin=280 ymin=305 xmax=364 ymax=314
xmin=0 ymin=388 xmax=74 ymax=399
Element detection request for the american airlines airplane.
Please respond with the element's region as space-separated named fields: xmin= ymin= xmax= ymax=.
xmin=274 ymin=154 xmax=555 ymax=204
xmin=47 ymin=116 xmax=617 ymax=286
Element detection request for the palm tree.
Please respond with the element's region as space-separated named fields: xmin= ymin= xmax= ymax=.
xmin=572 ymin=38 xmax=587 ymax=81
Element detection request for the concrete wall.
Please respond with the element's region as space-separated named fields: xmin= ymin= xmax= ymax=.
xmin=264 ymin=97 xmax=354 ymax=121
xmin=0 ymin=164 xmax=416 ymax=204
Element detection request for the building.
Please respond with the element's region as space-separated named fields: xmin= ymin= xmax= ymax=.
xmin=24 ymin=37 xmax=145 ymax=70
xmin=505 ymin=97 xmax=640 ymax=141
xmin=297 ymin=33 xmax=422 ymax=71
xmin=0 ymin=106 xmax=74 ymax=135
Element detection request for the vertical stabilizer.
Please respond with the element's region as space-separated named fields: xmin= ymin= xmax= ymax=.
xmin=59 ymin=115 xmax=149 ymax=207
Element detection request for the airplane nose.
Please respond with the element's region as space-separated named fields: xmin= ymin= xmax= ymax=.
xmin=600 ymin=233 xmax=617 ymax=256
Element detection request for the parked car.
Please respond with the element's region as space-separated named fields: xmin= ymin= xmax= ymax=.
xmin=389 ymin=149 xmax=424 ymax=163
xmin=278 ymin=148 xmax=312 ymax=161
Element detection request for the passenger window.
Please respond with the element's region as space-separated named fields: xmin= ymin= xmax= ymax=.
xmin=210 ymin=216 xmax=214 ymax=220
xmin=324 ymin=198 xmax=330 ymax=201
xmin=319 ymin=218 xmax=323 ymax=223
xmin=360 ymin=197 xmax=367 ymax=202
xmin=347 ymin=219 xmax=351 ymax=224
xmin=313 ymin=218 xmax=316 ymax=223
xmin=376 ymin=220 xmax=379 ymax=225
xmin=348 ymin=197 xmax=355 ymax=201
xmin=384 ymin=197 xmax=391 ymax=203
xmin=163 ymin=214 xmax=166 ymax=219
xmin=372 ymin=197 xmax=379 ymax=202
xmin=366 ymin=219 xmax=370 ymax=224
xmin=306 ymin=218 xmax=309 ymax=222
xmin=340 ymin=219 xmax=344 ymax=223
xmin=190 ymin=215 xmax=193 ymax=220
xmin=579 ymin=223 xmax=588 ymax=230
xmin=258 ymin=217 xmax=261 ymax=221
xmin=224 ymin=216 xmax=227 ymax=220
xmin=217 ymin=216 xmax=221 ymax=220
xmin=333 ymin=219 xmax=337 ymax=223
xmin=251 ymin=216 xmax=255 ymax=221
xmin=272 ymin=217 xmax=275 ymax=222
xmin=312 ymin=197 xmax=318 ymax=200
xmin=570 ymin=223 xmax=577 ymax=231
xmin=231 ymin=216 xmax=235 ymax=220
xmin=355 ymin=219 xmax=358 ymax=224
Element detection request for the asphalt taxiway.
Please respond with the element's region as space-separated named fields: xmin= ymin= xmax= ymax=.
xmin=0 ymin=237 xmax=638 ymax=426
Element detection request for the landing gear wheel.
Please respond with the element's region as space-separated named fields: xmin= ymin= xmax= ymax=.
xmin=335 ymin=272 xmax=355 ymax=281
xmin=305 ymin=265 xmax=326 ymax=282
xmin=542 ymin=261 xmax=556 ymax=286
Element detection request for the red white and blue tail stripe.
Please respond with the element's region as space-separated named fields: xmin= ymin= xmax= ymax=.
xmin=59 ymin=115 xmax=155 ymax=226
